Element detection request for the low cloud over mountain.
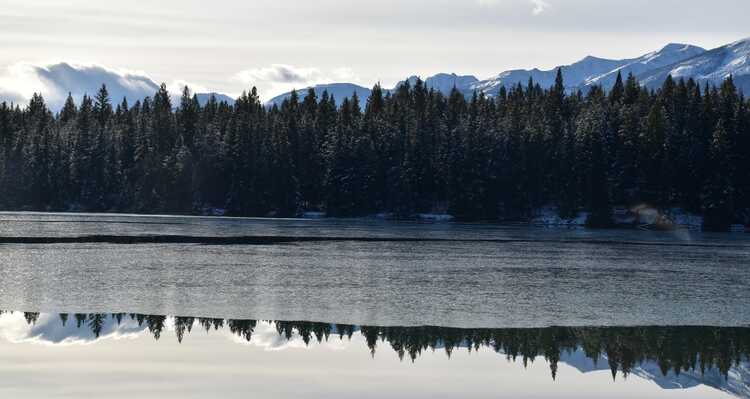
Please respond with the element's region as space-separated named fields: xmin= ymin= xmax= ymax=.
xmin=0 ymin=62 xmax=233 ymax=110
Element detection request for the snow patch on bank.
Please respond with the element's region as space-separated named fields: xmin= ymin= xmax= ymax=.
xmin=664 ymin=209 xmax=703 ymax=230
xmin=416 ymin=214 xmax=455 ymax=222
xmin=530 ymin=206 xmax=588 ymax=228
xmin=301 ymin=211 xmax=326 ymax=219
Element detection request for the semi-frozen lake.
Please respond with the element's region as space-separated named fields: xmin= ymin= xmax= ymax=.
xmin=0 ymin=212 xmax=748 ymax=328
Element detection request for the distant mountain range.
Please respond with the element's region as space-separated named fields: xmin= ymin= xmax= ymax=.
xmin=1 ymin=36 xmax=748 ymax=111
xmin=267 ymin=36 xmax=750 ymax=108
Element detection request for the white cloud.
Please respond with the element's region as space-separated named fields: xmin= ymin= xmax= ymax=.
xmin=236 ymin=64 xmax=324 ymax=86
xmin=0 ymin=61 xmax=161 ymax=110
xmin=476 ymin=0 xmax=500 ymax=6
xmin=530 ymin=0 xmax=549 ymax=15
xmin=235 ymin=64 xmax=361 ymax=100
xmin=0 ymin=61 xmax=224 ymax=110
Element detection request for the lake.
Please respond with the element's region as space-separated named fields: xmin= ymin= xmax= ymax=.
xmin=0 ymin=212 xmax=748 ymax=398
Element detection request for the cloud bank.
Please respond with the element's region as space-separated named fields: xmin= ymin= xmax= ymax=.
xmin=0 ymin=62 xmax=230 ymax=110
xmin=477 ymin=0 xmax=550 ymax=15
xmin=530 ymin=0 xmax=549 ymax=15
xmin=0 ymin=62 xmax=162 ymax=110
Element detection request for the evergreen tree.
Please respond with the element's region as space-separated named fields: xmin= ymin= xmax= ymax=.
xmin=0 ymin=75 xmax=745 ymax=230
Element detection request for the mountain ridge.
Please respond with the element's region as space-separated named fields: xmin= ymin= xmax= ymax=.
xmin=2 ymin=37 xmax=749 ymax=110
xmin=266 ymin=37 xmax=749 ymax=106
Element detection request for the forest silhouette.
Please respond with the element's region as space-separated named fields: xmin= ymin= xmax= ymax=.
xmin=1 ymin=72 xmax=748 ymax=230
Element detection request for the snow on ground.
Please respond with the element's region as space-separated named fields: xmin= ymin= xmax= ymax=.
xmin=416 ymin=214 xmax=455 ymax=222
xmin=301 ymin=211 xmax=326 ymax=219
xmin=664 ymin=208 xmax=703 ymax=231
xmin=201 ymin=207 xmax=226 ymax=216
xmin=530 ymin=206 xmax=588 ymax=228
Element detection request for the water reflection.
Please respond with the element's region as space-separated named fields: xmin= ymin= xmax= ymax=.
xmin=7 ymin=311 xmax=749 ymax=391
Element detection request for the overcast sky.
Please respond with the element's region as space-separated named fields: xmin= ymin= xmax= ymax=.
xmin=0 ymin=0 xmax=748 ymax=100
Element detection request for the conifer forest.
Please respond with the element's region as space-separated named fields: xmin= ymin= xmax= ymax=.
xmin=1 ymin=71 xmax=748 ymax=231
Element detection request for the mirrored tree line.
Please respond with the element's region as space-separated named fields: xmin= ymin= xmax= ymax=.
xmin=13 ymin=311 xmax=750 ymax=380
xmin=0 ymin=72 xmax=748 ymax=230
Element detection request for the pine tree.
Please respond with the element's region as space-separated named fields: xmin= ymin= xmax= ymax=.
xmin=576 ymin=89 xmax=613 ymax=227
xmin=702 ymin=118 xmax=734 ymax=231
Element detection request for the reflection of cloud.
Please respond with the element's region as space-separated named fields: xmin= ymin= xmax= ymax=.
xmin=0 ymin=313 xmax=147 ymax=346
xmin=235 ymin=64 xmax=361 ymax=100
xmin=225 ymin=321 xmax=351 ymax=352
xmin=0 ymin=314 xmax=351 ymax=351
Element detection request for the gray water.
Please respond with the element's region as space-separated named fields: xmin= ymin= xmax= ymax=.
xmin=0 ymin=212 xmax=748 ymax=327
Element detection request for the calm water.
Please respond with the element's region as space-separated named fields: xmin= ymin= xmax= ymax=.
xmin=0 ymin=311 xmax=747 ymax=398
xmin=0 ymin=212 xmax=748 ymax=397
xmin=0 ymin=212 xmax=748 ymax=327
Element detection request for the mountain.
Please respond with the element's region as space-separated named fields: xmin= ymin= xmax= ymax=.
xmin=469 ymin=55 xmax=628 ymax=95
xmin=265 ymin=83 xmax=372 ymax=108
xmin=266 ymin=41 xmax=712 ymax=105
xmin=582 ymin=43 xmax=706 ymax=89
xmin=195 ymin=92 xmax=236 ymax=106
xmin=425 ymin=73 xmax=479 ymax=94
xmin=638 ymin=37 xmax=750 ymax=94
xmin=394 ymin=73 xmax=479 ymax=95
xmin=468 ymin=43 xmax=705 ymax=95
xmin=4 ymin=37 xmax=749 ymax=111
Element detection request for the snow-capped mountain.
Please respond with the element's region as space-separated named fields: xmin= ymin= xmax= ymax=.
xmin=265 ymin=40 xmax=714 ymax=105
xmin=434 ymin=42 xmax=705 ymax=95
xmin=639 ymin=37 xmax=750 ymax=94
xmin=394 ymin=73 xmax=480 ymax=95
xmin=194 ymin=92 xmax=236 ymax=106
xmin=3 ymin=37 xmax=749 ymax=111
xmin=582 ymin=43 xmax=706 ymax=89
xmin=266 ymin=37 xmax=750 ymax=105
xmin=468 ymin=55 xmax=628 ymax=95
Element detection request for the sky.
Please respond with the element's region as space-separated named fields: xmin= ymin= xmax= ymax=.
xmin=0 ymin=0 xmax=748 ymax=101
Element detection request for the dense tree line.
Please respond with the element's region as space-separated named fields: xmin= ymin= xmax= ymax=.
xmin=15 ymin=311 xmax=750 ymax=379
xmin=0 ymin=71 xmax=748 ymax=230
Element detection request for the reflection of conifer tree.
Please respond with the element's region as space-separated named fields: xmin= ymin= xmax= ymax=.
xmin=75 ymin=313 xmax=87 ymax=328
xmin=88 ymin=314 xmax=106 ymax=338
xmin=227 ymin=319 xmax=257 ymax=342
xmin=334 ymin=323 xmax=355 ymax=340
xmin=133 ymin=313 xmax=146 ymax=327
xmin=16 ymin=312 xmax=749 ymax=381
xmin=112 ymin=313 xmax=124 ymax=325
xmin=23 ymin=312 xmax=39 ymax=325
xmin=145 ymin=315 xmax=166 ymax=340
xmin=174 ymin=317 xmax=195 ymax=343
